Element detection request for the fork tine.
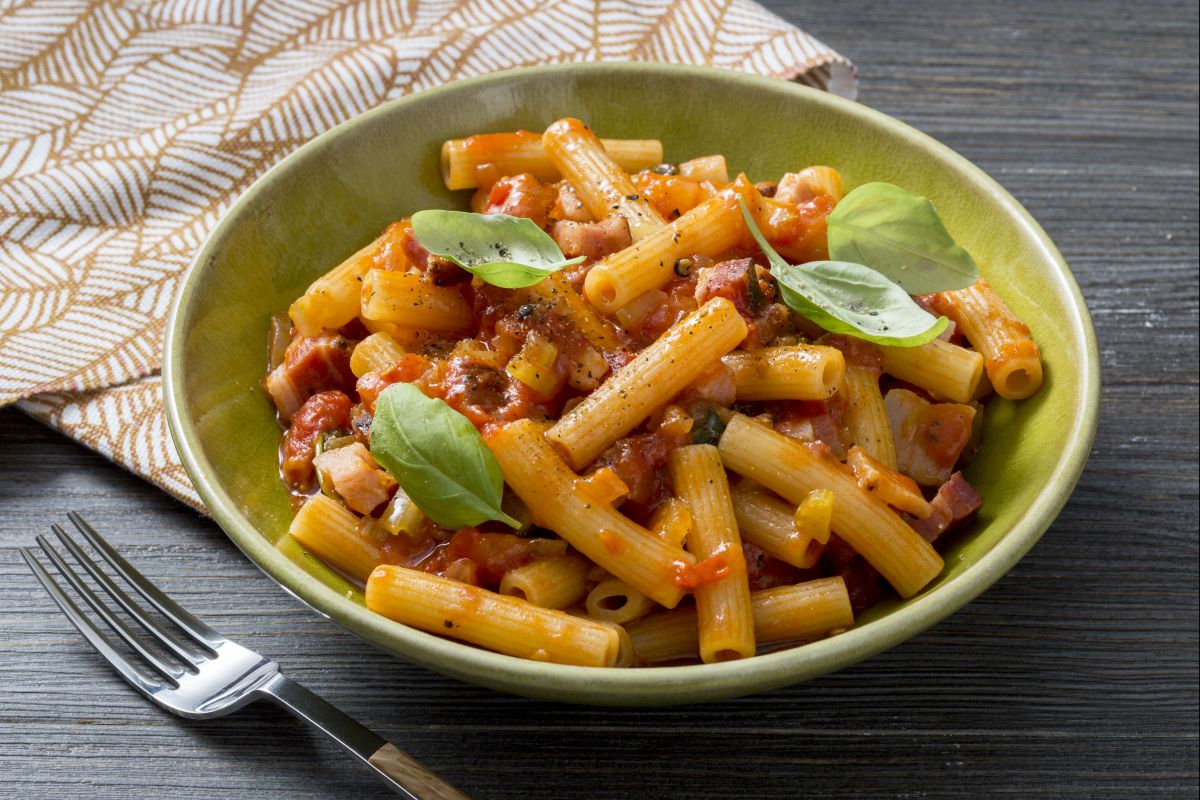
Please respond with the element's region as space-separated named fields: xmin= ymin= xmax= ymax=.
xmin=21 ymin=548 xmax=167 ymax=695
xmin=52 ymin=525 xmax=211 ymax=665
xmin=35 ymin=534 xmax=186 ymax=682
xmin=67 ymin=512 xmax=224 ymax=649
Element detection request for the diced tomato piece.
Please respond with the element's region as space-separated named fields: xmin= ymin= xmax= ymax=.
xmin=633 ymin=171 xmax=711 ymax=219
xmin=371 ymin=221 xmax=413 ymax=271
xmin=442 ymin=354 xmax=546 ymax=428
xmin=671 ymin=551 xmax=733 ymax=589
xmin=280 ymin=391 xmax=352 ymax=490
xmin=885 ymin=388 xmax=976 ymax=486
xmin=767 ymin=194 xmax=834 ymax=263
xmin=355 ymin=353 xmax=433 ymax=413
xmin=483 ymin=173 xmax=556 ymax=228
xmin=421 ymin=529 xmax=549 ymax=589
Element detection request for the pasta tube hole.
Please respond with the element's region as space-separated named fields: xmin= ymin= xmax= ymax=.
xmin=822 ymin=360 xmax=841 ymax=392
xmin=596 ymin=595 xmax=628 ymax=611
xmin=997 ymin=366 xmax=1037 ymax=399
xmin=587 ymin=271 xmax=618 ymax=309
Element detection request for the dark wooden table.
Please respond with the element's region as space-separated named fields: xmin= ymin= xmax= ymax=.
xmin=2 ymin=1 xmax=1196 ymax=797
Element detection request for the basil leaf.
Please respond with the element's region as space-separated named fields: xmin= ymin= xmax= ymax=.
xmin=370 ymin=383 xmax=519 ymax=529
xmin=826 ymin=182 xmax=979 ymax=294
xmin=774 ymin=262 xmax=949 ymax=347
xmin=738 ymin=197 xmax=947 ymax=347
xmin=411 ymin=210 xmax=584 ymax=289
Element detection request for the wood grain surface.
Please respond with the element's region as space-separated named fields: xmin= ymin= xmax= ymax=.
xmin=1 ymin=1 xmax=1196 ymax=798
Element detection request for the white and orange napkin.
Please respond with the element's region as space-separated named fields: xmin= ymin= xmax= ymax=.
xmin=0 ymin=0 xmax=856 ymax=511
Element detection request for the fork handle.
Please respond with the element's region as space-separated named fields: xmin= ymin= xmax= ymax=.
xmin=256 ymin=673 xmax=470 ymax=799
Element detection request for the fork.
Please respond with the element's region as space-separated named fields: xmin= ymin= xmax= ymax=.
xmin=21 ymin=512 xmax=470 ymax=800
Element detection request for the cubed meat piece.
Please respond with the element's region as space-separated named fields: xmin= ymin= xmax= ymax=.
xmin=774 ymin=400 xmax=848 ymax=461
xmin=695 ymin=258 xmax=782 ymax=347
xmin=695 ymin=258 xmax=772 ymax=317
xmin=312 ymin=442 xmax=396 ymax=515
xmin=885 ymin=388 xmax=977 ymax=487
xmin=265 ymin=335 xmax=356 ymax=420
xmin=550 ymin=215 xmax=632 ymax=261
xmin=908 ymin=472 xmax=983 ymax=543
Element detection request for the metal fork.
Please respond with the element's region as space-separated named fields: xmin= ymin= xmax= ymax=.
xmin=21 ymin=513 xmax=470 ymax=800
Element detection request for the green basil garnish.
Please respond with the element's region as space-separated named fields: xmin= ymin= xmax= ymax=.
xmin=773 ymin=262 xmax=949 ymax=347
xmin=411 ymin=210 xmax=584 ymax=289
xmin=370 ymin=383 xmax=519 ymax=530
xmin=825 ymin=182 xmax=979 ymax=294
xmin=738 ymin=197 xmax=947 ymax=347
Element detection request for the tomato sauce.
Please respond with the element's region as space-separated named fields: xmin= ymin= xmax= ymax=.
xmin=378 ymin=525 xmax=563 ymax=592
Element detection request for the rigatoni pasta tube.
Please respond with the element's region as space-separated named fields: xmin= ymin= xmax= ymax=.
xmin=723 ymin=345 xmax=845 ymax=401
xmin=930 ymin=279 xmax=1043 ymax=400
xmin=678 ymin=154 xmax=729 ymax=184
xmin=670 ymin=444 xmax=756 ymax=662
xmin=585 ymin=578 xmax=657 ymax=625
xmin=627 ymin=578 xmax=854 ymax=663
xmin=583 ymin=179 xmax=756 ymax=313
xmin=486 ymin=419 xmax=695 ymax=608
xmin=360 ymin=270 xmax=472 ymax=332
xmin=366 ymin=565 xmax=622 ymax=667
xmin=542 ymin=118 xmax=666 ymax=241
xmin=840 ymin=365 xmax=897 ymax=470
xmin=440 ymin=131 xmax=662 ymax=190
xmin=288 ymin=493 xmax=381 ymax=582
xmin=753 ymin=578 xmax=853 ymax=641
xmin=880 ymin=338 xmax=984 ymax=404
xmin=289 ymin=223 xmax=408 ymax=336
xmin=730 ymin=484 xmax=823 ymax=569
xmin=777 ymin=166 xmax=845 ymax=204
xmin=718 ymin=414 xmax=943 ymax=598
xmin=650 ymin=497 xmax=692 ymax=549
xmin=349 ymin=332 xmax=405 ymax=378
xmin=498 ymin=554 xmax=591 ymax=610
xmin=546 ymin=298 xmax=747 ymax=470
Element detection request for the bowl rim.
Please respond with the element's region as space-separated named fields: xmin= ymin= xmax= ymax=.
xmin=163 ymin=61 xmax=1101 ymax=705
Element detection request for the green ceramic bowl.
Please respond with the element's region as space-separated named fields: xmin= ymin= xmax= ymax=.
xmin=164 ymin=62 xmax=1099 ymax=706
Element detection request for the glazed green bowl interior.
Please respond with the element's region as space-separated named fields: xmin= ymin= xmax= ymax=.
xmin=164 ymin=63 xmax=1098 ymax=706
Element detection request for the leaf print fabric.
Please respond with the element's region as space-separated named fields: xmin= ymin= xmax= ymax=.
xmin=0 ymin=0 xmax=855 ymax=509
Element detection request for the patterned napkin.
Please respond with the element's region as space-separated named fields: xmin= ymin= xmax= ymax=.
xmin=1 ymin=0 xmax=856 ymax=512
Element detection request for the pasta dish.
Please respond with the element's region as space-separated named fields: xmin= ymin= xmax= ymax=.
xmin=262 ymin=118 xmax=1043 ymax=668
